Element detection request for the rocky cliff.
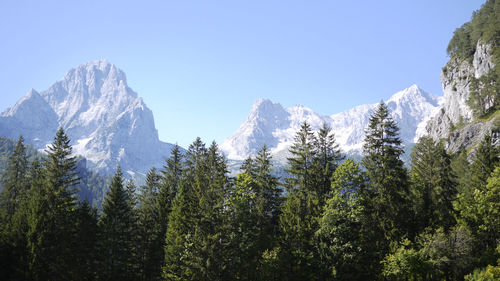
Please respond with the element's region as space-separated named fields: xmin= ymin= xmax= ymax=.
xmin=426 ymin=40 xmax=499 ymax=155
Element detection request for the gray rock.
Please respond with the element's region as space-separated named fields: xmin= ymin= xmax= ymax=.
xmin=425 ymin=40 xmax=498 ymax=154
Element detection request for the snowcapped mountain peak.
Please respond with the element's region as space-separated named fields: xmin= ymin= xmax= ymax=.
xmin=221 ymin=85 xmax=443 ymax=161
xmin=0 ymin=60 xmax=176 ymax=176
xmin=249 ymin=98 xmax=286 ymax=119
xmin=387 ymin=84 xmax=435 ymax=104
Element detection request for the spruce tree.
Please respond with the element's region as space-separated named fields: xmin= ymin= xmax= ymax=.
xmin=25 ymin=158 xmax=50 ymax=281
xmin=470 ymin=134 xmax=499 ymax=190
xmin=137 ymin=167 xmax=162 ymax=281
xmin=98 ymin=166 xmax=137 ymax=281
xmin=362 ymin=101 xmax=411 ymax=241
xmin=0 ymin=136 xmax=29 ymax=223
xmin=410 ymin=136 xmax=457 ymax=231
xmin=285 ymin=121 xmax=316 ymax=193
xmin=162 ymin=175 xmax=200 ymax=281
xmin=163 ymin=138 xmax=207 ymax=280
xmin=317 ymin=159 xmax=376 ymax=280
xmin=240 ymin=155 xmax=256 ymax=177
xmin=455 ymin=134 xmax=500 ymax=261
xmin=253 ymin=145 xmax=282 ymax=254
xmin=0 ymin=137 xmax=30 ymax=281
xmin=163 ymin=139 xmax=206 ymax=281
xmin=312 ymin=123 xmax=343 ymax=198
xmin=73 ymin=200 xmax=99 ymax=281
xmin=158 ymin=144 xmax=183 ymax=233
xmin=195 ymin=141 xmax=230 ymax=280
xmin=157 ymin=145 xmax=183 ymax=276
xmin=279 ymin=122 xmax=325 ymax=280
xmin=227 ymin=172 xmax=260 ymax=280
xmin=26 ymin=128 xmax=79 ymax=281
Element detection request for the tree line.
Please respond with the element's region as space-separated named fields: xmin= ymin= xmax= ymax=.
xmin=1 ymin=102 xmax=499 ymax=280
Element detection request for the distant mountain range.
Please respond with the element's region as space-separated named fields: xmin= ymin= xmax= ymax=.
xmin=220 ymin=85 xmax=443 ymax=162
xmin=0 ymin=60 xmax=448 ymax=177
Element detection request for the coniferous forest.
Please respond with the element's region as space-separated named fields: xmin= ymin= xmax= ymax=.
xmin=1 ymin=102 xmax=499 ymax=281
xmin=1 ymin=1 xmax=500 ymax=280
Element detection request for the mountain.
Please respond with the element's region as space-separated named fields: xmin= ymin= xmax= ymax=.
xmin=426 ymin=39 xmax=499 ymax=155
xmin=0 ymin=60 xmax=177 ymax=177
xmin=221 ymin=85 xmax=442 ymax=162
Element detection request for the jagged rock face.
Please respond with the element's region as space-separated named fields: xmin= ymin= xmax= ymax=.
xmin=426 ymin=41 xmax=494 ymax=144
xmin=0 ymin=89 xmax=59 ymax=147
xmin=0 ymin=60 xmax=176 ymax=176
xmin=221 ymin=85 xmax=441 ymax=161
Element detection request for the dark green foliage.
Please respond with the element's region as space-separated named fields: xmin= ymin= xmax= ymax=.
xmin=455 ymin=135 xmax=499 ymax=236
xmin=25 ymin=128 xmax=80 ymax=281
xmin=226 ymin=145 xmax=282 ymax=280
xmin=137 ymin=168 xmax=162 ymax=281
xmin=0 ymin=136 xmax=29 ymax=222
xmin=312 ymin=123 xmax=344 ymax=198
xmin=410 ymin=136 xmax=457 ymax=231
xmin=73 ymin=200 xmax=99 ymax=281
xmin=0 ymin=137 xmax=30 ymax=280
xmin=227 ymin=172 xmax=261 ymax=280
xmin=162 ymin=138 xmax=231 ymax=280
xmin=98 ymin=166 xmax=137 ymax=281
xmin=362 ymin=102 xmax=411 ymax=241
xmin=162 ymin=172 xmax=200 ymax=280
xmin=317 ymin=159 xmax=378 ymax=280
xmin=285 ymin=121 xmax=316 ymax=193
xmin=447 ymin=0 xmax=499 ymax=61
xmin=279 ymin=122 xmax=327 ymax=280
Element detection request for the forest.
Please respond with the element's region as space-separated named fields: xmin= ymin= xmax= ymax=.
xmin=1 ymin=101 xmax=499 ymax=281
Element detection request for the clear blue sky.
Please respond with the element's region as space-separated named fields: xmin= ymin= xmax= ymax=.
xmin=0 ymin=0 xmax=486 ymax=148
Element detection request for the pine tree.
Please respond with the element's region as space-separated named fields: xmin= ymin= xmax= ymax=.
xmin=195 ymin=141 xmax=230 ymax=280
xmin=253 ymin=145 xmax=282 ymax=254
xmin=0 ymin=136 xmax=29 ymax=223
xmin=285 ymin=121 xmax=316 ymax=193
xmin=162 ymin=175 xmax=200 ymax=281
xmin=470 ymin=134 xmax=499 ymax=190
xmin=25 ymin=157 xmax=50 ymax=281
xmin=455 ymin=134 xmax=500 ymax=262
xmin=312 ymin=123 xmax=343 ymax=198
xmin=240 ymin=156 xmax=256 ymax=177
xmin=317 ymin=159 xmax=376 ymax=280
xmin=73 ymin=200 xmax=99 ymax=281
xmin=0 ymin=137 xmax=30 ymax=281
xmin=279 ymin=122 xmax=325 ymax=280
xmin=98 ymin=166 xmax=137 ymax=281
xmin=137 ymin=167 xmax=162 ymax=281
xmin=362 ymin=102 xmax=411 ymax=241
xmin=410 ymin=136 xmax=457 ymax=231
xmin=26 ymin=128 xmax=80 ymax=281
xmin=227 ymin=172 xmax=260 ymax=280
xmin=163 ymin=139 xmax=207 ymax=281
xmin=158 ymin=144 xmax=183 ymax=233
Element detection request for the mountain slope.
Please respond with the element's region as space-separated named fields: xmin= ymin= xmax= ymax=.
xmin=221 ymin=85 xmax=442 ymax=161
xmin=0 ymin=60 xmax=176 ymax=176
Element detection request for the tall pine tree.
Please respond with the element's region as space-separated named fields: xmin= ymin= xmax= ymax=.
xmin=0 ymin=136 xmax=29 ymax=223
xmin=362 ymin=102 xmax=411 ymax=241
xmin=98 ymin=166 xmax=137 ymax=281
xmin=410 ymin=136 xmax=457 ymax=231
xmin=26 ymin=128 xmax=79 ymax=281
